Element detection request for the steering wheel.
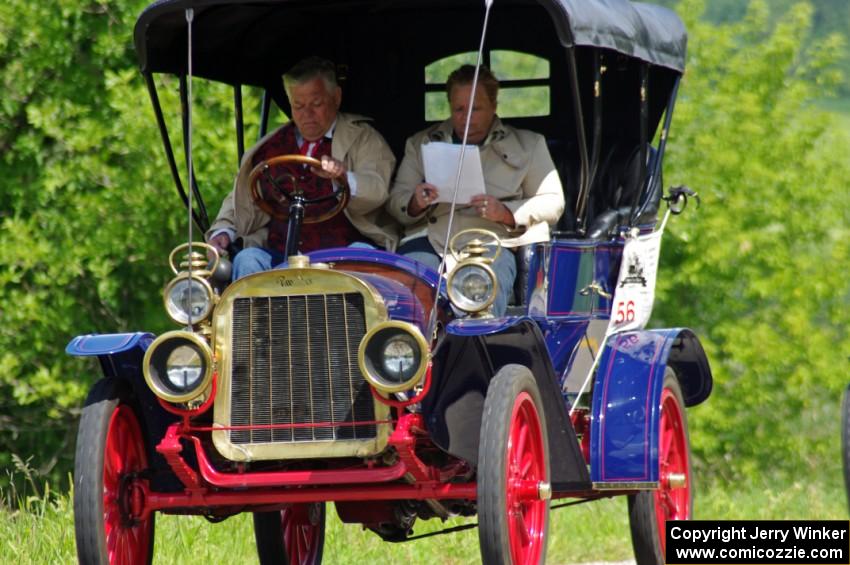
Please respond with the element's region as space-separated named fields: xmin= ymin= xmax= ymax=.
xmin=247 ymin=155 xmax=350 ymax=223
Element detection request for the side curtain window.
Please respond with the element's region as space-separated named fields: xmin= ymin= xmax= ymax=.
xmin=424 ymin=51 xmax=550 ymax=121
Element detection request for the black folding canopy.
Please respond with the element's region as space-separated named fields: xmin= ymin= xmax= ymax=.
xmin=134 ymin=0 xmax=687 ymax=233
xmin=135 ymin=0 xmax=686 ymax=83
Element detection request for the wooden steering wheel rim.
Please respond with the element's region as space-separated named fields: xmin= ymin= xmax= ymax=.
xmin=247 ymin=154 xmax=350 ymax=223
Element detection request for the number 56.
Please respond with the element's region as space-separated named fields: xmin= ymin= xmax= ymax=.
xmin=615 ymin=300 xmax=635 ymax=323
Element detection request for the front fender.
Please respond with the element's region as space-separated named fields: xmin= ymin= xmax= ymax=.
xmin=590 ymin=328 xmax=712 ymax=486
xmin=423 ymin=317 xmax=591 ymax=491
xmin=66 ymin=332 xmax=154 ymax=380
xmin=67 ymin=332 xmax=182 ymax=490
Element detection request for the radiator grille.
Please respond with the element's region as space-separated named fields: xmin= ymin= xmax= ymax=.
xmin=230 ymin=293 xmax=376 ymax=444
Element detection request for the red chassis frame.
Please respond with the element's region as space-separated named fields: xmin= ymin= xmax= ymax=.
xmin=121 ymin=400 xmax=609 ymax=524
xmin=127 ymin=412 xmax=490 ymax=522
xmin=109 ymin=406 xmax=638 ymax=537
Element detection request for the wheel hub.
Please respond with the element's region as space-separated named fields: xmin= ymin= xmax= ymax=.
xmin=117 ymin=473 xmax=146 ymax=527
xmin=512 ymin=479 xmax=552 ymax=501
xmin=665 ymin=472 xmax=687 ymax=489
xmin=537 ymin=481 xmax=552 ymax=500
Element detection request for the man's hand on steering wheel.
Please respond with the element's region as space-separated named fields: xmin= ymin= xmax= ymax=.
xmin=247 ymin=154 xmax=350 ymax=223
xmin=311 ymin=155 xmax=348 ymax=186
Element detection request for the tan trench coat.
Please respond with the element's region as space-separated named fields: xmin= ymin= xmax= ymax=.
xmin=386 ymin=117 xmax=565 ymax=253
xmin=207 ymin=112 xmax=399 ymax=251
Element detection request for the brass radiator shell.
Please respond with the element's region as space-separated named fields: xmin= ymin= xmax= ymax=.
xmin=211 ymin=268 xmax=390 ymax=461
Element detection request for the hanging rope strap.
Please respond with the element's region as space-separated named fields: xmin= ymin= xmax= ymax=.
xmin=425 ymin=0 xmax=495 ymax=341
xmin=185 ymin=8 xmax=195 ymax=330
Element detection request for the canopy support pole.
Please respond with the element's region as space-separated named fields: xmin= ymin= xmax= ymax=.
xmin=588 ymin=52 xmax=603 ymax=211
xmin=629 ymin=63 xmax=649 ymax=225
xmin=179 ymin=73 xmax=210 ymax=231
xmin=568 ymin=49 xmax=590 ymax=236
xmin=645 ymin=75 xmax=680 ymax=201
xmin=259 ymin=89 xmax=272 ymax=139
xmin=425 ymin=0 xmax=495 ymax=343
xmin=144 ymin=72 xmax=206 ymax=231
xmin=234 ymin=85 xmax=245 ymax=166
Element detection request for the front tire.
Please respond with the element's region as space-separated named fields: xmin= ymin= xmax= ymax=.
xmin=74 ymin=378 xmax=155 ymax=565
xmin=628 ymin=369 xmax=692 ymax=565
xmin=478 ymin=364 xmax=550 ymax=565
xmin=254 ymin=503 xmax=326 ymax=565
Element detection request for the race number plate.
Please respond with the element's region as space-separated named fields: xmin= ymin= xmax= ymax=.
xmin=607 ymin=230 xmax=663 ymax=333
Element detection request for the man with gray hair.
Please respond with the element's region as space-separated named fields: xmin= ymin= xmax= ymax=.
xmin=207 ymin=56 xmax=397 ymax=279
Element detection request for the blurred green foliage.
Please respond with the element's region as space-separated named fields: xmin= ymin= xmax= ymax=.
xmin=0 ymin=0 xmax=847 ymax=497
xmin=656 ymin=0 xmax=850 ymax=97
xmin=0 ymin=0 xmax=241 ymax=489
xmin=654 ymin=0 xmax=850 ymax=483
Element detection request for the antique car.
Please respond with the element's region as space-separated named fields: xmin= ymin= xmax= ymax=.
xmin=67 ymin=0 xmax=713 ymax=563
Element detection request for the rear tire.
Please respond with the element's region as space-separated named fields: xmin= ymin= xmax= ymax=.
xmin=74 ymin=378 xmax=155 ymax=565
xmin=628 ymin=369 xmax=692 ymax=565
xmin=478 ymin=364 xmax=550 ymax=565
xmin=254 ymin=503 xmax=326 ymax=565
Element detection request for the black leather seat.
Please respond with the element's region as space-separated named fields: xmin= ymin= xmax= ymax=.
xmin=586 ymin=143 xmax=661 ymax=239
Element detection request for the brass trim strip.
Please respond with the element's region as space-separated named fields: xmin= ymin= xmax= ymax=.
xmin=591 ymin=481 xmax=658 ymax=491
xmin=248 ymin=299 xmax=254 ymax=443
xmin=305 ymin=295 xmax=314 ymax=441
xmin=343 ymin=295 xmax=357 ymax=439
xmin=288 ymin=298 xmax=294 ymax=441
xmin=213 ymin=430 xmax=389 ymax=460
xmin=323 ymin=295 xmax=335 ymax=436
xmin=266 ymin=298 xmax=273 ymax=443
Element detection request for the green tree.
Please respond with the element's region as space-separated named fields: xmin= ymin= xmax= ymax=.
xmin=0 ymin=0 xmax=239 ymax=489
xmin=655 ymin=0 xmax=850 ymax=482
xmin=656 ymin=0 xmax=850 ymax=97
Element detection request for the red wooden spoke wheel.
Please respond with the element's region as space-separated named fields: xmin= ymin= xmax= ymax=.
xmin=506 ymin=392 xmax=549 ymax=564
xmin=479 ymin=364 xmax=550 ymax=565
xmin=283 ymin=503 xmax=325 ymax=565
xmin=75 ymin=379 xmax=155 ymax=565
xmin=628 ymin=369 xmax=692 ymax=565
xmin=654 ymin=386 xmax=691 ymax=537
xmin=254 ymin=502 xmax=326 ymax=565
xmin=103 ymin=405 xmax=153 ymax=564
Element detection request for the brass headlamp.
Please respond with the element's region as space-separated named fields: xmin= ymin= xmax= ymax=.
xmin=143 ymin=330 xmax=214 ymax=404
xmin=446 ymin=229 xmax=501 ymax=316
xmin=162 ymin=243 xmax=219 ymax=327
xmin=358 ymin=321 xmax=429 ymax=394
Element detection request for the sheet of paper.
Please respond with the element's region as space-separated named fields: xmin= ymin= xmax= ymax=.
xmin=421 ymin=142 xmax=486 ymax=204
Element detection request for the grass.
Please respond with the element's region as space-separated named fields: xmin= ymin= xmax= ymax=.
xmin=1 ymin=472 xmax=845 ymax=565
